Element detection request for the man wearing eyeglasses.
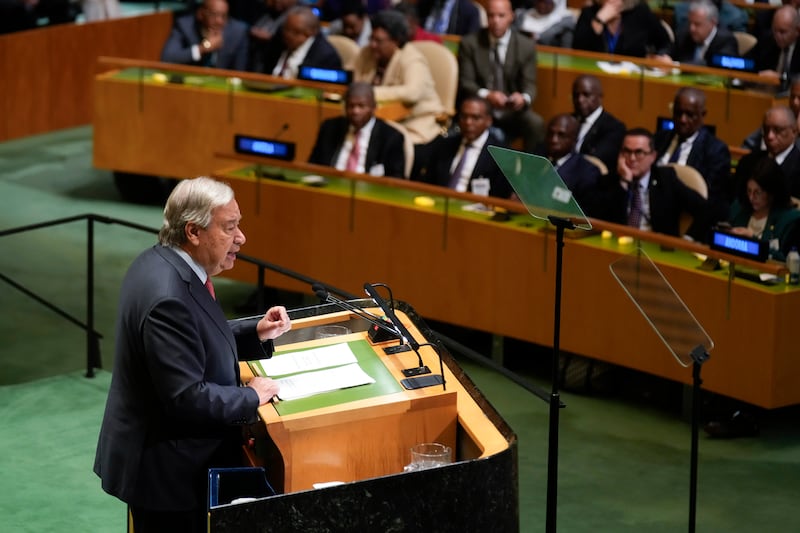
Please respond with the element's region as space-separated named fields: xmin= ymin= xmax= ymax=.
xmin=736 ymin=105 xmax=800 ymax=202
xmin=161 ymin=0 xmax=249 ymax=70
xmin=605 ymin=128 xmax=709 ymax=238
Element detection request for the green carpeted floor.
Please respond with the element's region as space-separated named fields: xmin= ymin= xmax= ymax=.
xmin=2 ymin=126 xmax=800 ymax=532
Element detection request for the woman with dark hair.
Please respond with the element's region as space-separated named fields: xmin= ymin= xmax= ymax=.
xmin=573 ymin=0 xmax=671 ymax=58
xmin=350 ymin=9 xmax=445 ymax=143
xmin=728 ymin=157 xmax=800 ymax=261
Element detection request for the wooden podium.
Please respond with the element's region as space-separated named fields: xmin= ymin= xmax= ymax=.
xmin=212 ymin=300 xmax=518 ymax=531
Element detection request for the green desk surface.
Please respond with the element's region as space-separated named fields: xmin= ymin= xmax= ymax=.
xmin=249 ymin=339 xmax=404 ymax=416
xmin=107 ymin=67 xmax=324 ymax=103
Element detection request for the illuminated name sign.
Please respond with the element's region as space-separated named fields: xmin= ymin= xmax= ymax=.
xmin=234 ymin=135 xmax=295 ymax=161
xmin=710 ymin=230 xmax=767 ymax=262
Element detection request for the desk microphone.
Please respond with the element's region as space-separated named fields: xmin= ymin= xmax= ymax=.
xmin=274 ymin=122 xmax=289 ymax=139
xmin=311 ymin=283 xmax=401 ymax=343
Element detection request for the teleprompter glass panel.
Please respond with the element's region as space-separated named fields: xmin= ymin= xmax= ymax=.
xmin=488 ymin=146 xmax=591 ymax=230
xmin=609 ymin=249 xmax=714 ymax=367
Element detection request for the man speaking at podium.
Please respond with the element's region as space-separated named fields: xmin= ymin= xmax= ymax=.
xmin=94 ymin=177 xmax=291 ymax=532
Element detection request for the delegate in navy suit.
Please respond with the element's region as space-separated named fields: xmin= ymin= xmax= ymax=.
xmin=160 ymin=0 xmax=249 ymax=70
xmin=95 ymin=178 xmax=289 ymax=532
xmin=309 ymin=117 xmax=406 ymax=177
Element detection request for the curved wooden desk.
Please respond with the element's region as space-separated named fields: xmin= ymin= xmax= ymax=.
xmin=213 ymin=158 xmax=800 ymax=409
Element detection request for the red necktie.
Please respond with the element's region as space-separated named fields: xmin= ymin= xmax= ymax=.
xmin=346 ymin=131 xmax=361 ymax=172
xmin=204 ymin=277 xmax=216 ymax=300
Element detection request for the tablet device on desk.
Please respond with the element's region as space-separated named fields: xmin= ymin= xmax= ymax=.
xmin=709 ymin=229 xmax=768 ymax=262
xmin=241 ymin=80 xmax=292 ymax=93
xmin=234 ymin=134 xmax=296 ymax=161
xmin=709 ymin=55 xmax=756 ymax=73
xmin=297 ymin=66 xmax=352 ymax=85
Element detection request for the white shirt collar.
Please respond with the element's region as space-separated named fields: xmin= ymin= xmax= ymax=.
xmin=170 ymin=245 xmax=208 ymax=284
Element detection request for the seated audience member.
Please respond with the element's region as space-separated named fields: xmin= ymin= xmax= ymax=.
xmin=161 ymin=0 xmax=249 ymax=70
xmin=394 ymin=2 xmax=443 ymax=43
xmin=667 ymin=0 xmax=738 ymax=66
xmin=654 ymin=87 xmax=731 ymax=232
xmin=727 ymin=157 xmax=800 ymax=261
xmin=325 ymin=0 xmax=371 ymax=47
xmin=672 ymin=0 xmax=747 ymax=35
xmin=417 ymin=0 xmax=482 ymax=36
xmin=514 ymin=0 xmax=576 ymax=48
xmin=412 ymin=97 xmax=513 ymax=198
xmin=750 ymin=5 xmax=800 ymax=86
xmin=250 ymin=0 xmax=297 ymax=44
xmin=458 ymin=0 xmax=545 ymax=152
xmin=743 ymin=75 xmax=800 ymax=150
xmin=573 ymin=0 xmax=671 ymax=58
xmin=252 ymin=6 xmax=342 ymax=76
xmin=351 ymin=10 xmax=445 ymax=144
xmin=571 ymin=75 xmax=626 ymax=172
xmin=737 ymin=105 xmax=800 ymax=201
xmin=535 ymin=114 xmax=603 ymax=217
xmin=308 ymin=82 xmax=407 ymax=178
xmin=603 ymin=128 xmax=710 ymax=238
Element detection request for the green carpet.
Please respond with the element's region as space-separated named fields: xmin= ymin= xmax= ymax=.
xmin=2 ymin=126 xmax=800 ymax=532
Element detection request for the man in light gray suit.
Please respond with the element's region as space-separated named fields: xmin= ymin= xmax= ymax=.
xmin=457 ymin=0 xmax=544 ymax=151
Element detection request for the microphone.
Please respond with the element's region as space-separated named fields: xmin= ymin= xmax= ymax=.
xmin=311 ymin=283 xmax=401 ymax=343
xmin=274 ymin=122 xmax=289 ymax=139
xmin=364 ymin=282 xmax=446 ymax=390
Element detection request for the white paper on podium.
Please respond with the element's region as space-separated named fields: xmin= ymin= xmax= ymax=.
xmin=275 ymin=363 xmax=376 ymax=401
xmin=257 ymin=343 xmax=358 ymax=377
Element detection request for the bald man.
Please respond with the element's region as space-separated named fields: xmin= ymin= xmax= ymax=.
xmin=251 ymin=6 xmax=342 ymax=76
xmin=736 ymin=105 xmax=800 ymax=201
xmin=654 ymin=87 xmax=731 ymax=232
xmin=536 ymin=113 xmax=603 ymax=218
xmin=752 ymin=5 xmax=800 ymax=85
xmin=571 ymin=74 xmax=626 ymax=172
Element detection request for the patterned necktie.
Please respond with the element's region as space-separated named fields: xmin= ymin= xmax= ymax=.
xmin=346 ymin=130 xmax=361 ymax=172
xmin=627 ymin=179 xmax=642 ymax=228
xmin=204 ymin=277 xmax=216 ymax=300
xmin=448 ymin=144 xmax=472 ymax=189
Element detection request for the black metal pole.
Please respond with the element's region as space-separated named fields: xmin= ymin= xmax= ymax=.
xmin=689 ymin=360 xmax=702 ymax=533
xmin=86 ymin=217 xmax=96 ymax=377
xmin=546 ymin=216 xmax=574 ymax=533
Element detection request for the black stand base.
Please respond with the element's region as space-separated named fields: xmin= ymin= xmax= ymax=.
xmin=402 ymin=365 xmax=431 ymax=377
xmin=400 ymin=374 xmax=444 ymax=390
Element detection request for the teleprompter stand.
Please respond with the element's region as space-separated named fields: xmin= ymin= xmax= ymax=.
xmin=610 ymin=249 xmax=713 ymax=533
xmin=489 ymin=147 xmax=592 ymax=533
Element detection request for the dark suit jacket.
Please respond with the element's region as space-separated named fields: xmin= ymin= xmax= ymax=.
xmin=750 ymin=32 xmax=800 ymax=77
xmin=671 ymin=27 xmax=739 ymax=65
xmin=654 ymin=128 xmax=731 ymax=225
xmin=412 ymin=131 xmax=512 ymax=198
xmin=160 ymin=14 xmax=249 ymax=70
xmin=553 ymin=153 xmax=603 ymax=218
xmin=737 ymin=147 xmax=800 ymax=200
xmin=604 ymin=165 xmax=710 ymax=238
xmin=308 ymin=117 xmax=406 ymax=178
xmin=252 ymin=33 xmax=343 ymax=75
xmin=417 ymin=0 xmax=481 ymax=36
xmin=577 ymin=109 xmax=626 ymax=173
xmin=94 ymin=246 xmax=271 ymax=511
xmin=458 ymin=28 xmax=538 ymax=102
xmin=573 ymin=4 xmax=671 ymax=58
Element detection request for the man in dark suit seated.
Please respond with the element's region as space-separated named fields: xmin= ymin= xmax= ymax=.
xmin=669 ymin=0 xmax=738 ymax=66
xmin=751 ymin=5 xmax=800 ymax=88
xmin=308 ymin=82 xmax=407 ymax=177
xmin=161 ymin=0 xmax=250 ymax=71
xmin=412 ymin=96 xmax=512 ymax=198
xmin=604 ymin=128 xmax=710 ymax=238
xmin=655 ymin=87 xmax=731 ymax=232
xmin=94 ymin=177 xmax=291 ymax=533
xmin=417 ymin=0 xmax=482 ymax=36
xmin=535 ymin=113 xmax=603 ymax=218
xmin=571 ymin=74 xmax=626 ymax=172
xmin=743 ymin=75 xmax=800 ymax=150
xmin=251 ymin=5 xmax=342 ymax=76
xmin=458 ymin=0 xmax=544 ymax=152
xmin=737 ymin=105 xmax=800 ymax=202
